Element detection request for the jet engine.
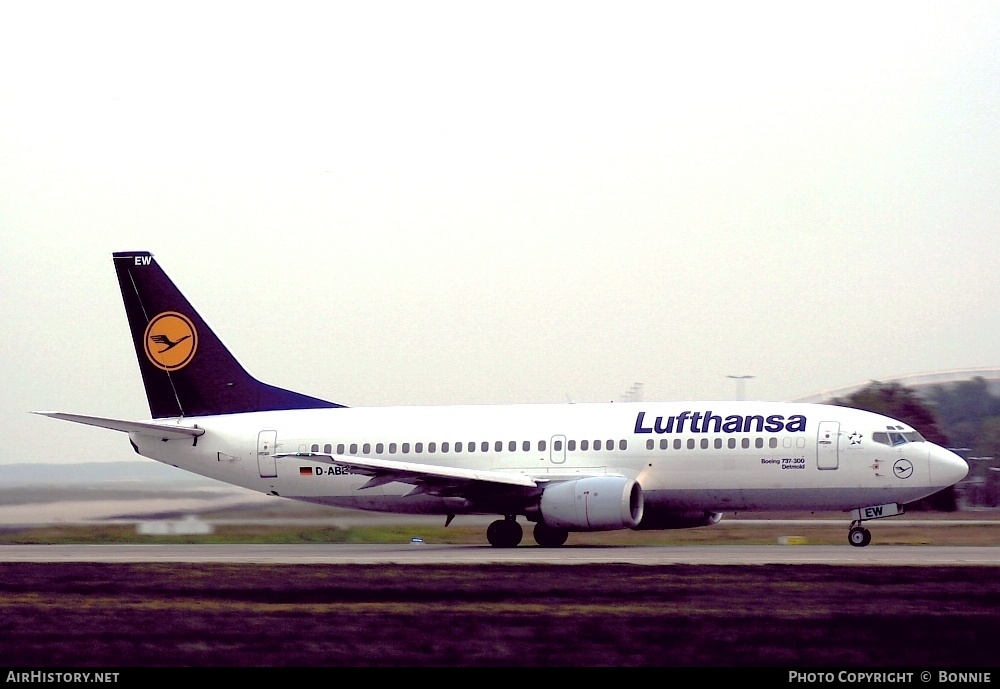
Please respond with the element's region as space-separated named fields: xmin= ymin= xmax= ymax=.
xmin=538 ymin=476 xmax=643 ymax=531
xmin=632 ymin=508 xmax=723 ymax=530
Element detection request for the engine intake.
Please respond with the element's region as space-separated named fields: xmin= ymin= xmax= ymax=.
xmin=539 ymin=476 xmax=643 ymax=531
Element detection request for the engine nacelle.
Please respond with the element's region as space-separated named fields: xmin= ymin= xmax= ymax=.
xmin=632 ymin=509 xmax=723 ymax=531
xmin=539 ymin=476 xmax=644 ymax=531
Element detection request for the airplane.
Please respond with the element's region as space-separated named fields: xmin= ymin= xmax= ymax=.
xmin=36 ymin=251 xmax=969 ymax=548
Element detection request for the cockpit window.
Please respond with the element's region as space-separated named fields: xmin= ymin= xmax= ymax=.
xmin=872 ymin=428 xmax=923 ymax=446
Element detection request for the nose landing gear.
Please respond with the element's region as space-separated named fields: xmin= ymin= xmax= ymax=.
xmin=846 ymin=502 xmax=904 ymax=547
xmin=848 ymin=524 xmax=872 ymax=547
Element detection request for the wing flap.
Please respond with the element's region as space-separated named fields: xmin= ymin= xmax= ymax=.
xmin=274 ymin=452 xmax=538 ymax=489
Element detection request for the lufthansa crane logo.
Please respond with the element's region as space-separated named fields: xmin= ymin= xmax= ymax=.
xmin=144 ymin=311 xmax=198 ymax=371
xmin=893 ymin=459 xmax=914 ymax=480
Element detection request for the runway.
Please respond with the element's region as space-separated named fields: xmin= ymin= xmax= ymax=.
xmin=2 ymin=543 xmax=1000 ymax=565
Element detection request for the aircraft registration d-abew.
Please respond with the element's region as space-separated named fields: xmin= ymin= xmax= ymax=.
xmin=37 ymin=252 xmax=968 ymax=547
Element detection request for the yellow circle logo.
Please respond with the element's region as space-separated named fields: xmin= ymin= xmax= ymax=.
xmin=144 ymin=312 xmax=198 ymax=371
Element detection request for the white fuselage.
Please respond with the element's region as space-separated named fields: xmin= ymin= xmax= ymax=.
xmin=128 ymin=401 xmax=968 ymax=517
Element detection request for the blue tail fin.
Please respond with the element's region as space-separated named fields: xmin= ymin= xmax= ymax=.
xmin=113 ymin=251 xmax=344 ymax=418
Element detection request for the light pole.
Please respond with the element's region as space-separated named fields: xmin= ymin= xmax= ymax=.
xmin=727 ymin=375 xmax=754 ymax=401
xmin=621 ymin=383 xmax=643 ymax=403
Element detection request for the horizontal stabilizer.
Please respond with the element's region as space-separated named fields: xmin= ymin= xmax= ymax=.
xmin=33 ymin=412 xmax=205 ymax=440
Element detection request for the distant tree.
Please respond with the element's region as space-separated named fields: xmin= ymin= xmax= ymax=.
xmin=925 ymin=378 xmax=1000 ymax=509
xmin=974 ymin=417 xmax=1000 ymax=460
xmin=831 ymin=381 xmax=948 ymax=445
xmin=928 ymin=377 xmax=1000 ymax=452
xmin=830 ymin=381 xmax=955 ymax=511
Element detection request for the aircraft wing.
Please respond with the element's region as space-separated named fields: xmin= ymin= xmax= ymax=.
xmin=274 ymin=452 xmax=540 ymax=496
xmin=33 ymin=412 xmax=205 ymax=440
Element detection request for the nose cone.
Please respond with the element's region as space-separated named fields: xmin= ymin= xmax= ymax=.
xmin=928 ymin=445 xmax=969 ymax=488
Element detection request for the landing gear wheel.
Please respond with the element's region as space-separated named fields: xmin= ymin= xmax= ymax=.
xmin=487 ymin=518 xmax=523 ymax=548
xmin=848 ymin=526 xmax=872 ymax=547
xmin=533 ymin=523 xmax=569 ymax=547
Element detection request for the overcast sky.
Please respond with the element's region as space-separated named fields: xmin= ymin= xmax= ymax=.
xmin=2 ymin=2 xmax=999 ymax=464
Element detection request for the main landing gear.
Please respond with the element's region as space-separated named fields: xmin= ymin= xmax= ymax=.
xmin=486 ymin=516 xmax=523 ymax=548
xmin=486 ymin=517 xmax=571 ymax=547
xmin=532 ymin=523 xmax=569 ymax=548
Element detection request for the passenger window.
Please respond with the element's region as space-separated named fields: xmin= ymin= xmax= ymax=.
xmin=415 ymin=442 xmax=423 ymax=453
xmin=324 ymin=444 xmax=332 ymax=454
xmin=539 ymin=440 xmax=546 ymax=451
xmin=455 ymin=442 xmax=463 ymax=452
xmin=728 ymin=438 xmax=736 ymax=449
xmin=337 ymin=443 xmax=345 ymax=454
xmin=659 ymin=439 xmax=669 ymax=450
xmin=428 ymin=442 xmax=436 ymax=453
xmin=606 ymin=440 xmax=614 ymax=451
xmin=509 ymin=441 xmax=517 ymax=452
xmin=714 ymin=438 xmax=722 ymax=449
xmin=769 ymin=438 xmax=777 ymax=449
xmin=674 ymin=439 xmax=682 ymax=450
xmin=388 ymin=443 xmax=397 ymax=454
xmin=442 ymin=442 xmax=450 ymax=453
xmin=402 ymin=443 xmax=410 ymax=454
xmin=619 ymin=439 xmax=627 ymax=451
xmin=687 ymin=439 xmax=695 ymax=449
xmin=593 ymin=440 xmax=601 ymax=451
xmin=467 ymin=442 xmax=475 ymax=453
xmin=554 ymin=440 xmax=563 ymax=451
xmin=311 ymin=444 xmax=319 ymax=452
xmin=363 ymin=443 xmax=371 ymax=454
xmin=376 ymin=443 xmax=384 ymax=454
xmin=482 ymin=441 xmax=489 ymax=452
xmin=568 ymin=440 xmax=577 ymax=451
xmin=495 ymin=441 xmax=503 ymax=452
xmin=350 ymin=443 xmax=358 ymax=454
xmin=755 ymin=438 xmax=764 ymax=449
xmin=581 ymin=440 xmax=589 ymax=451
xmin=522 ymin=440 xmax=530 ymax=452
xmin=700 ymin=438 xmax=709 ymax=449
xmin=646 ymin=439 xmax=655 ymax=450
